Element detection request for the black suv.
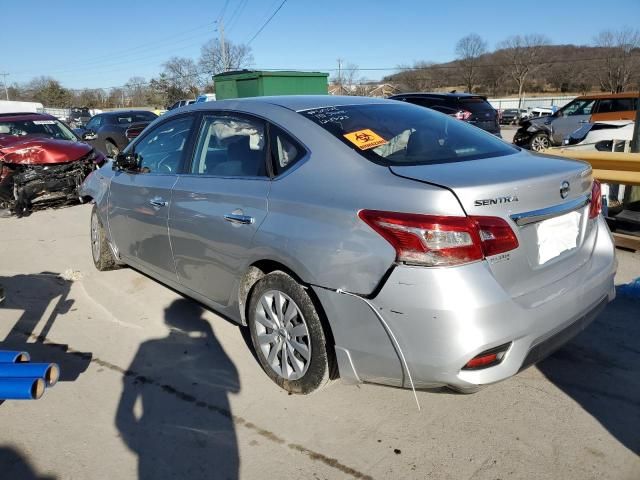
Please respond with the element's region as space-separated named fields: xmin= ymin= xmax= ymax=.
xmin=388 ymin=93 xmax=501 ymax=136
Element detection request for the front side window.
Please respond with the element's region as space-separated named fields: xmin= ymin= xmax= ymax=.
xmin=86 ymin=116 xmax=102 ymax=130
xmin=561 ymin=99 xmax=596 ymax=116
xmin=300 ymin=103 xmax=516 ymax=166
xmin=133 ymin=115 xmax=194 ymax=174
xmin=190 ymin=114 xmax=267 ymax=177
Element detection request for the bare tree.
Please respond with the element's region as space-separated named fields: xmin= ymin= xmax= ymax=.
xmin=390 ymin=62 xmax=437 ymax=92
xmin=498 ymin=34 xmax=550 ymax=108
xmin=124 ymin=76 xmax=148 ymax=107
xmin=199 ymin=39 xmax=253 ymax=76
xmin=594 ymin=27 xmax=640 ymax=93
xmin=455 ymin=34 xmax=487 ymax=93
xmin=161 ymin=57 xmax=201 ymax=97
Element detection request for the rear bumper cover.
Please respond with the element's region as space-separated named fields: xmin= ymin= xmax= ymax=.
xmin=313 ymin=216 xmax=616 ymax=390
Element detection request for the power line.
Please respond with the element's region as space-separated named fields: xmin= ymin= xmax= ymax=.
xmin=247 ymin=0 xmax=288 ymax=45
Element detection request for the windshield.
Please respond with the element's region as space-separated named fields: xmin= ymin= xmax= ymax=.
xmin=300 ymin=103 xmax=516 ymax=166
xmin=0 ymin=118 xmax=78 ymax=142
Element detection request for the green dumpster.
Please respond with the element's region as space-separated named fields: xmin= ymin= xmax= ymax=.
xmin=213 ymin=70 xmax=329 ymax=100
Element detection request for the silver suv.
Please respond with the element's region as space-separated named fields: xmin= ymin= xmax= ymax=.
xmin=82 ymin=96 xmax=616 ymax=394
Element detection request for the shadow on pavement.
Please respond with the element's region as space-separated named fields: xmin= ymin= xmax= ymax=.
xmin=116 ymin=298 xmax=240 ymax=480
xmin=0 ymin=446 xmax=56 ymax=480
xmin=0 ymin=273 xmax=92 ymax=384
xmin=537 ymin=287 xmax=640 ymax=455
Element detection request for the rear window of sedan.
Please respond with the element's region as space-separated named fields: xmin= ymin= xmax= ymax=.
xmin=111 ymin=112 xmax=157 ymax=125
xmin=300 ymin=103 xmax=516 ymax=166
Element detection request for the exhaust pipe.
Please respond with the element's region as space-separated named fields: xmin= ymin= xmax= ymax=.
xmin=0 ymin=350 xmax=31 ymax=363
xmin=0 ymin=363 xmax=60 ymax=387
xmin=0 ymin=378 xmax=45 ymax=400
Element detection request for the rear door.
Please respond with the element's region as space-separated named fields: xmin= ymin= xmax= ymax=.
xmin=550 ymin=98 xmax=596 ymax=145
xmin=108 ymin=114 xmax=196 ymax=282
xmin=169 ymin=112 xmax=270 ymax=306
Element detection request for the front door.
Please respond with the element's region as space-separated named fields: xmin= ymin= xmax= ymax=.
xmin=108 ymin=114 xmax=196 ymax=281
xmin=170 ymin=112 xmax=270 ymax=306
xmin=550 ymin=98 xmax=596 ymax=145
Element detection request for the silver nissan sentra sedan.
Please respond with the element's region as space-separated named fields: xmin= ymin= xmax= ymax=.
xmin=81 ymin=96 xmax=617 ymax=394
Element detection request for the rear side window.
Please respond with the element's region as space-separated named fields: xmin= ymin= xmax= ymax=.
xmin=190 ymin=114 xmax=267 ymax=177
xmin=597 ymin=98 xmax=637 ymax=113
xmin=300 ymin=103 xmax=516 ymax=166
xmin=269 ymin=125 xmax=305 ymax=175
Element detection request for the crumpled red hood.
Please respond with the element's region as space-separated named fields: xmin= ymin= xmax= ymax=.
xmin=0 ymin=135 xmax=92 ymax=165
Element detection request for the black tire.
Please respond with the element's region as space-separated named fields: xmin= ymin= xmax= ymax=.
xmin=529 ymin=132 xmax=551 ymax=152
xmin=90 ymin=205 xmax=119 ymax=271
xmin=247 ymin=271 xmax=331 ymax=394
xmin=448 ymin=385 xmax=484 ymax=394
xmin=105 ymin=140 xmax=119 ymax=158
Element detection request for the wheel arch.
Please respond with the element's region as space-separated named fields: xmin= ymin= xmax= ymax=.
xmin=238 ymin=259 xmax=339 ymax=379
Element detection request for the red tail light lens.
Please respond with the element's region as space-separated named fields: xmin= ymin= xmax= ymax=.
xmin=463 ymin=343 xmax=511 ymax=370
xmin=454 ymin=110 xmax=473 ymax=121
xmin=358 ymin=210 xmax=519 ymax=267
xmin=589 ymin=180 xmax=602 ymax=219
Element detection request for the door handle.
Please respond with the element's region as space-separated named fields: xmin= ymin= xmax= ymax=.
xmin=149 ymin=198 xmax=168 ymax=208
xmin=224 ymin=213 xmax=254 ymax=225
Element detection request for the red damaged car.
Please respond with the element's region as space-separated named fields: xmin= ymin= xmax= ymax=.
xmin=0 ymin=112 xmax=105 ymax=217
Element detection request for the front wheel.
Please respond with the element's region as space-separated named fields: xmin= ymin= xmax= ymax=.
xmin=529 ymin=133 xmax=551 ymax=152
xmin=247 ymin=271 xmax=331 ymax=394
xmin=91 ymin=206 xmax=119 ymax=271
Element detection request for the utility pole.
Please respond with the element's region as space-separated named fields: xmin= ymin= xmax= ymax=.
xmin=219 ymin=19 xmax=227 ymax=73
xmin=337 ymin=58 xmax=342 ymax=86
xmin=0 ymin=72 xmax=9 ymax=101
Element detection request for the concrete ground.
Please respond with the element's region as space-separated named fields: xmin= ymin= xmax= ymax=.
xmin=0 ymin=204 xmax=638 ymax=480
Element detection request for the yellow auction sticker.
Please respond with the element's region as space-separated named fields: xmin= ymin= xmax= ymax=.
xmin=343 ymin=129 xmax=387 ymax=150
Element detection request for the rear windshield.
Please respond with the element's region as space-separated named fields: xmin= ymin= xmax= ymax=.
xmin=459 ymin=97 xmax=494 ymax=113
xmin=300 ymin=103 xmax=516 ymax=166
xmin=111 ymin=112 xmax=157 ymax=124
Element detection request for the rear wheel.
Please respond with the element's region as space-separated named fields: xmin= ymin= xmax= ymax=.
xmin=529 ymin=133 xmax=551 ymax=152
xmin=247 ymin=271 xmax=331 ymax=394
xmin=105 ymin=140 xmax=119 ymax=158
xmin=91 ymin=205 xmax=119 ymax=271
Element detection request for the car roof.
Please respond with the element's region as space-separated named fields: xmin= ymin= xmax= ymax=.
xmin=180 ymin=95 xmax=392 ymax=114
xmin=389 ymin=92 xmax=488 ymax=100
xmin=0 ymin=112 xmax=58 ymax=122
xmin=101 ymin=110 xmax=157 ymax=117
xmin=575 ymin=92 xmax=640 ymax=100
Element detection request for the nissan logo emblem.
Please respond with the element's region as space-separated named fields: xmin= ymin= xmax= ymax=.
xmin=560 ymin=181 xmax=570 ymax=199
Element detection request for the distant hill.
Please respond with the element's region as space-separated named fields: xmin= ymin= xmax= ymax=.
xmin=384 ymin=44 xmax=640 ymax=96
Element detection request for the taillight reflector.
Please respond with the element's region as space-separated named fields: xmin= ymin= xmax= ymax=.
xmin=589 ymin=180 xmax=602 ymax=219
xmin=358 ymin=210 xmax=519 ymax=267
xmin=463 ymin=343 xmax=511 ymax=370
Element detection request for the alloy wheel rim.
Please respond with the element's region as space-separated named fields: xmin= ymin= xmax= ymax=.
xmin=531 ymin=135 xmax=549 ymax=151
xmin=255 ymin=290 xmax=311 ymax=381
xmin=91 ymin=213 xmax=100 ymax=261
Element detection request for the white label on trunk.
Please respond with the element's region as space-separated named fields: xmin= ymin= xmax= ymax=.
xmin=536 ymin=211 xmax=581 ymax=265
xmin=32 ymin=120 xmax=56 ymax=125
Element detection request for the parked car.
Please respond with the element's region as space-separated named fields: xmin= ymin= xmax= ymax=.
xmin=82 ymin=96 xmax=616 ymax=395
xmin=563 ymin=120 xmax=635 ymax=151
xmin=68 ymin=107 xmax=92 ymax=129
xmin=523 ymin=107 xmax=554 ymax=119
xmin=0 ymin=112 xmax=105 ymax=217
xmin=388 ymin=92 xmax=501 ymax=136
xmin=167 ymin=99 xmax=195 ymax=111
xmin=514 ymin=93 xmax=638 ymax=151
xmin=195 ymin=93 xmax=216 ymax=103
xmin=75 ymin=110 xmax=158 ymax=157
xmin=500 ymin=108 xmax=528 ymax=125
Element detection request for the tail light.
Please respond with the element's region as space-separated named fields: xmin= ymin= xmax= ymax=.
xmin=462 ymin=343 xmax=511 ymax=370
xmin=358 ymin=210 xmax=519 ymax=267
xmin=589 ymin=180 xmax=602 ymax=219
xmin=453 ymin=110 xmax=472 ymax=121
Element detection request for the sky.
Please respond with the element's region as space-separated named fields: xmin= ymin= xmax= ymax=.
xmin=1 ymin=0 xmax=639 ymax=91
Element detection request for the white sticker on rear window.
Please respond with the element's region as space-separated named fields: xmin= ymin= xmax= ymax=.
xmin=33 ymin=120 xmax=56 ymax=125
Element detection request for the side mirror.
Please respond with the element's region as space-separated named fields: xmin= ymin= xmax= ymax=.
xmin=113 ymin=152 xmax=139 ymax=171
xmin=82 ymin=130 xmax=97 ymax=141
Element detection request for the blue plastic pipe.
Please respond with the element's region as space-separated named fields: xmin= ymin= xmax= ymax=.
xmin=0 ymin=378 xmax=45 ymax=400
xmin=0 ymin=351 xmax=30 ymax=363
xmin=0 ymin=363 xmax=60 ymax=386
